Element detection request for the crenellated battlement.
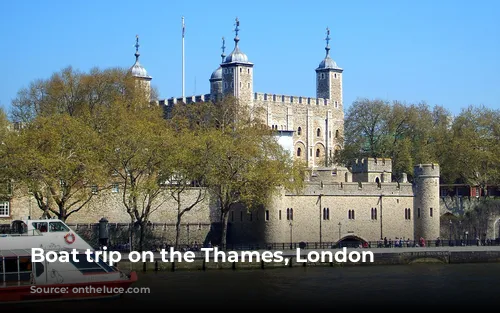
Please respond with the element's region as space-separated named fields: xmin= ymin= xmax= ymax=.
xmin=158 ymin=94 xmax=212 ymax=107
xmin=351 ymin=157 xmax=392 ymax=173
xmin=414 ymin=163 xmax=440 ymax=178
xmin=289 ymin=181 xmax=413 ymax=196
xmin=253 ymin=92 xmax=330 ymax=106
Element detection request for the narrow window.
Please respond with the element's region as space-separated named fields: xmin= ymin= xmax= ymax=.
xmin=297 ymin=127 xmax=302 ymax=136
xmin=290 ymin=208 xmax=293 ymax=220
xmin=317 ymin=128 xmax=321 ymax=137
xmin=316 ymin=149 xmax=320 ymax=157
xmin=265 ymin=210 xmax=269 ymax=221
xmin=297 ymin=147 xmax=301 ymax=157
xmin=418 ymin=208 xmax=420 ymax=218
xmin=279 ymin=210 xmax=282 ymax=220
xmin=430 ymin=207 xmax=433 ymax=217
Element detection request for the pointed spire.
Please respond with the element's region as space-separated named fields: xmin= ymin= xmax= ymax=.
xmin=234 ymin=17 xmax=240 ymax=47
xmin=325 ymin=27 xmax=331 ymax=57
xmin=135 ymin=34 xmax=140 ymax=62
xmin=221 ymin=37 xmax=226 ymax=63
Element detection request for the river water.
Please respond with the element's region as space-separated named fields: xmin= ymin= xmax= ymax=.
xmin=6 ymin=263 xmax=500 ymax=310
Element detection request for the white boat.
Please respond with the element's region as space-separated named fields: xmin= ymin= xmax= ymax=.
xmin=0 ymin=218 xmax=137 ymax=303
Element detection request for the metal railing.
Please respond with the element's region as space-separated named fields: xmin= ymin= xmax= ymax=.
xmin=104 ymin=238 xmax=500 ymax=252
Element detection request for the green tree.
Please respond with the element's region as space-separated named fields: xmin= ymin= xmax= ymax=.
xmin=100 ymin=101 xmax=171 ymax=251
xmin=4 ymin=114 xmax=105 ymax=221
xmin=200 ymin=97 xmax=304 ymax=246
xmin=163 ymin=129 xmax=210 ymax=249
xmin=10 ymin=66 xmax=158 ymax=126
xmin=446 ymin=106 xmax=500 ymax=190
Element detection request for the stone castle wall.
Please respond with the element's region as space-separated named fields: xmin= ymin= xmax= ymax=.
xmin=3 ymin=187 xmax=218 ymax=246
xmin=3 ymin=178 xmax=438 ymax=245
xmin=226 ymin=182 xmax=415 ymax=244
xmin=252 ymin=92 xmax=344 ymax=168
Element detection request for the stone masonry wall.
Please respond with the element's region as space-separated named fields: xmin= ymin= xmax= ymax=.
xmin=252 ymin=93 xmax=343 ymax=167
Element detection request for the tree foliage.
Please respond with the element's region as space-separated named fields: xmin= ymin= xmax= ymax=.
xmin=339 ymin=98 xmax=500 ymax=187
xmin=4 ymin=114 xmax=105 ymax=221
xmin=172 ymin=97 xmax=305 ymax=245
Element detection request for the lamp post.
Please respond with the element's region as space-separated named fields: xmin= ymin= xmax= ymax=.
xmin=449 ymin=220 xmax=452 ymax=244
xmin=318 ymin=194 xmax=323 ymax=246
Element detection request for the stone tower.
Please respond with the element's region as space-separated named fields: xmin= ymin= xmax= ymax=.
xmin=129 ymin=35 xmax=152 ymax=100
xmin=209 ymin=37 xmax=226 ymax=102
xmin=413 ymin=164 xmax=440 ymax=241
xmin=315 ymin=28 xmax=343 ymax=109
xmin=221 ymin=18 xmax=254 ymax=106
xmin=315 ymin=28 xmax=344 ymax=164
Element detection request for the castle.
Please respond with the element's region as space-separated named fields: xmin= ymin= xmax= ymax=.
xmin=2 ymin=18 xmax=441 ymax=246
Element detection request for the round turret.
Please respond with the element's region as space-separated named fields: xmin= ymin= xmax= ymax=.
xmin=317 ymin=56 xmax=341 ymax=70
xmin=130 ymin=60 xmax=149 ymax=78
xmin=129 ymin=35 xmax=152 ymax=80
xmin=224 ymin=46 xmax=249 ymax=63
xmin=210 ymin=66 xmax=222 ymax=81
xmin=413 ymin=163 xmax=440 ymax=242
xmin=316 ymin=27 xmax=342 ymax=71
xmin=222 ymin=18 xmax=251 ymax=65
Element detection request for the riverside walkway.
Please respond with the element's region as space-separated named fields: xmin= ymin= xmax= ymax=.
xmin=115 ymin=245 xmax=500 ymax=271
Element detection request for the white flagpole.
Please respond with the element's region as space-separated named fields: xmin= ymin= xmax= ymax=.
xmin=182 ymin=16 xmax=185 ymax=99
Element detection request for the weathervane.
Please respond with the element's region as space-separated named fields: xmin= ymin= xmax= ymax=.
xmin=234 ymin=17 xmax=240 ymax=37
xmin=221 ymin=37 xmax=226 ymax=62
xmin=325 ymin=27 xmax=331 ymax=56
xmin=135 ymin=35 xmax=140 ymax=60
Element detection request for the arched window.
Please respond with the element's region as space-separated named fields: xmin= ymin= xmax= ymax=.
xmin=316 ymin=149 xmax=320 ymax=158
xmin=316 ymin=128 xmax=321 ymax=137
xmin=297 ymin=147 xmax=301 ymax=157
xmin=297 ymin=127 xmax=302 ymax=136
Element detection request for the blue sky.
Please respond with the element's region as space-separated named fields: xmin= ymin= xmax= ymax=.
xmin=1 ymin=0 xmax=499 ymax=116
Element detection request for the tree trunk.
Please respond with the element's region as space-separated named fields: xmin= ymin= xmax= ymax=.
xmin=139 ymin=222 xmax=146 ymax=252
xmin=128 ymin=216 xmax=135 ymax=252
xmin=175 ymin=215 xmax=181 ymax=250
xmin=220 ymin=211 xmax=229 ymax=248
